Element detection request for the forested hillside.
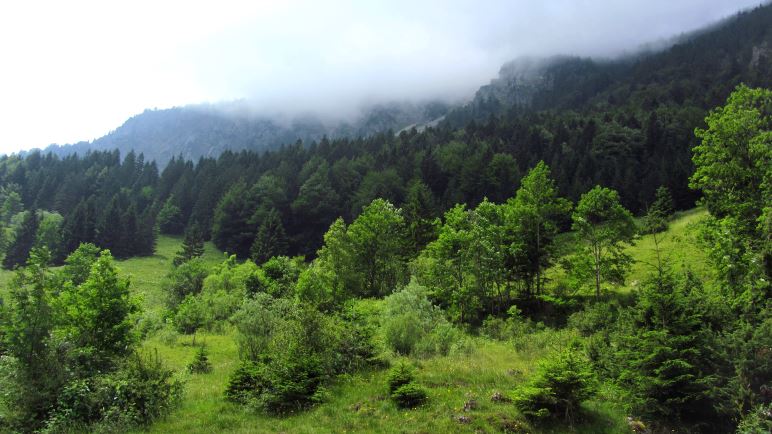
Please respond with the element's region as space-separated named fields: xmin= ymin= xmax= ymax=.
xmin=0 ymin=4 xmax=770 ymax=434
xmin=1 ymin=4 xmax=767 ymax=266
xmin=39 ymin=100 xmax=451 ymax=167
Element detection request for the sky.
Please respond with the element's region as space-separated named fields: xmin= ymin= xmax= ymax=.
xmin=0 ymin=0 xmax=762 ymax=153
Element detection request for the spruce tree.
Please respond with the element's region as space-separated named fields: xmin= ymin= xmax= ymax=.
xmin=250 ymin=208 xmax=288 ymax=265
xmin=96 ymin=196 xmax=123 ymax=255
xmin=174 ymin=222 xmax=206 ymax=266
xmin=650 ymin=185 xmax=675 ymax=219
xmin=3 ymin=210 xmax=39 ymax=269
xmin=120 ymin=204 xmax=140 ymax=258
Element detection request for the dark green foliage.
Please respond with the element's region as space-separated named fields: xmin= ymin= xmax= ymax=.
xmin=387 ymin=362 xmax=415 ymax=394
xmin=173 ymin=222 xmax=206 ymax=266
xmin=157 ymin=197 xmax=185 ymax=235
xmin=44 ymin=351 xmax=183 ymax=432
xmin=250 ymin=208 xmax=289 ymax=265
xmin=211 ymin=181 xmax=259 ymax=258
xmin=651 ymin=186 xmax=675 ymax=219
xmin=402 ymin=179 xmax=438 ymax=254
xmin=391 ymin=383 xmax=428 ymax=409
xmin=512 ymin=344 xmax=597 ymax=422
xmin=3 ymin=210 xmax=39 ymax=269
xmin=0 ymin=247 xmax=178 ymax=432
xmin=386 ymin=363 xmax=428 ymax=409
xmin=188 ymin=345 xmax=212 ymax=374
xmin=610 ymin=271 xmax=730 ymax=429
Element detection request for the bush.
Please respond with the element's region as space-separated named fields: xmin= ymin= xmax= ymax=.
xmin=225 ymin=356 xmax=325 ymax=414
xmin=380 ymin=280 xmax=464 ymax=357
xmin=43 ymin=351 xmax=183 ymax=432
xmin=392 ymin=383 xmax=428 ymax=409
xmin=567 ymin=301 xmax=621 ymax=336
xmin=163 ymin=258 xmax=209 ymax=311
xmin=387 ymin=363 xmax=415 ymax=394
xmin=737 ymin=404 xmax=772 ymax=434
xmin=512 ymin=344 xmax=597 ymax=423
xmin=228 ymin=299 xmax=376 ymax=414
xmin=187 ymin=346 xmax=212 ymax=374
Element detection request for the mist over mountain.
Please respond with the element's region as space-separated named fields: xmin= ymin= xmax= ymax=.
xmin=39 ymin=100 xmax=451 ymax=166
xmin=32 ymin=2 xmax=769 ymax=166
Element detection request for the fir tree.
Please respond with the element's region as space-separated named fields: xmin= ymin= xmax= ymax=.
xmin=250 ymin=208 xmax=288 ymax=265
xmin=3 ymin=210 xmax=40 ymax=269
xmin=174 ymin=222 xmax=206 ymax=266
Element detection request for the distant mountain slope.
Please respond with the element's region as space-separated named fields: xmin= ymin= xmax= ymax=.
xmin=444 ymin=3 xmax=772 ymax=126
xmin=36 ymin=3 xmax=772 ymax=167
xmin=41 ymin=100 xmax=450 ymax=166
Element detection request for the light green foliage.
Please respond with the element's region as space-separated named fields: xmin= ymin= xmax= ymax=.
xmin=736 ymin=404 xmax=772 ymax=434
xmin=62 ymin=242 xmax=101 ymax=286
xmin=173 ymin=256 xmax=256 ymax=333
xmin=157 ymin=197 xmax=184 ymax=235
xmin=690 ymin=85 xmax=771 ymax=298
xmin=1 ymin=246 xmax=179 ymax=432
xmin=345 ymin=198 xmax=408 ymax=297
xmin=34 ymin=211 xmax=63 ymax=260
xmin=227 ymin=297 xmax=375 ymax=414
xmin=163 ymin=257 xmax=210 ymax=310
xmin=246 ymin=255 xmax=302 ymax=298
xmin=570 ymin=186 xmax=636 ymax=297
xmin=380 ymin=280 xmax=465 ymax=357
xmin=414 ymin=204 xmax=484 ymax=323
xmin=57 ymin=250 xmax=138 ymax=370
xmin=504 ymin=161 xmax=572 ymax=296
xmin=512 ymin=344 xmax=597 ymax=422
xmin=415 ymin=199 xmax=516 ymax=322
xmin=304 ymin=199 xmax=408 ymax=305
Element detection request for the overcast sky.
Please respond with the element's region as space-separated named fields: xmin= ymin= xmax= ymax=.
xmin=0 ymin=0 xmax=762 ymax=153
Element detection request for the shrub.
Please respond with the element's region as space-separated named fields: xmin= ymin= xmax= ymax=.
xmin=391 ymin=383 xmax=428 ymax=409
xmin=567 ymin=301 xmax=621 ymax=336
xmin=387 ymin=363 xmax=415 ymax=394
xmin=225 ymin=356 xmax=325 ymax=414
xmin=512 ymin=344 xmax=597 ymax=423
xmin=173 ymin=295 xmax=211 ymax=334
xmin=163 ymin=258 xmax=209 ymax=311
xmin=736 ymin=404 xmax=772 ymax=434
xmin=43 ymin=351 xmax=183 ymax=432
xmin=380 ymin=280 xmax=464 ymax=357
xmin=187 ymin=346 xmax=212 ymax=374
xmin=228 ymin=299 xmax=376 ymax=414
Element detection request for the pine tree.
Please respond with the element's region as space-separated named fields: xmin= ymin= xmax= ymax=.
xmin=96 ymin=196 xmax=123 ymax=254
xmin=250 ymin=208 xmax=288 ymax=265
xmin=120 ymin=204 xmax=140 ymax=258
xmin=3 ymin=210 xmax=40 ymax=269
xmin=402 ymin=179 xmax=439 ymax=254
xmin=650 ymin=185 xmax=675 ymax=219
xmin=174 ymin=222 xmax=206 ymax=266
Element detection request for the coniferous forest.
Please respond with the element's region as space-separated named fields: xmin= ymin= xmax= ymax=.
xmin=0 ymin=3 xmax=770 ymax=434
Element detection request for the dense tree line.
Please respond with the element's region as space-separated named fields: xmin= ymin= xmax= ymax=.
xmin=0 ymin=150 xmax=157 ymax=267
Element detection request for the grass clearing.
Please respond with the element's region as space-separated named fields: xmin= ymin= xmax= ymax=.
xmin=3 ymin=211 xmax=708 ymax=433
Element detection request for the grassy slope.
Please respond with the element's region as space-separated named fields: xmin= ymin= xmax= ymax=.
xmin=0 ymin=209 xmax=709 ymax=433
xmin=624 ymin=208 xmax=711 ymax=290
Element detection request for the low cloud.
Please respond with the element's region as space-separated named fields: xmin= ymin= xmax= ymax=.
xmin=0 ymin=0 xmax=763 ymax=152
